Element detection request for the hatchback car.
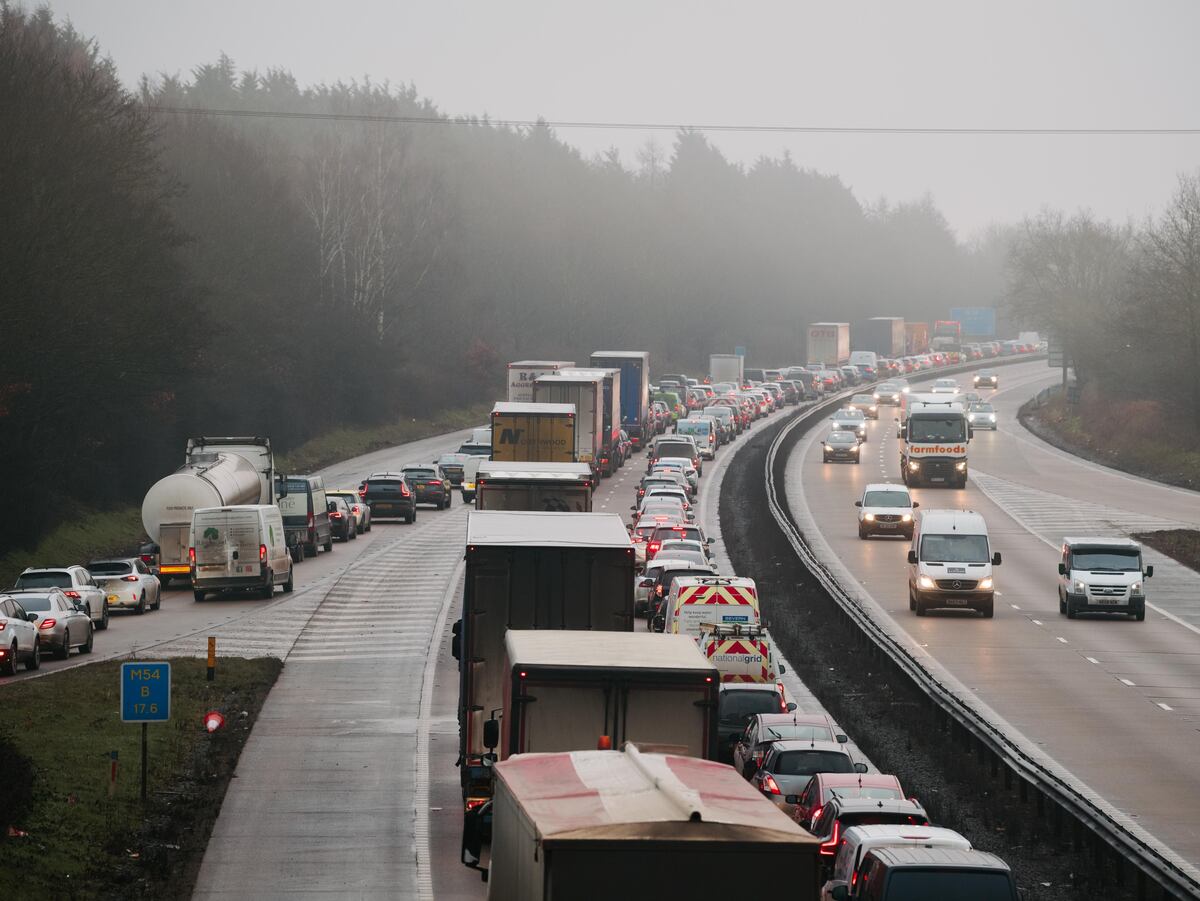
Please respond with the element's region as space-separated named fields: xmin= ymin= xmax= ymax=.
xmin=15 ymin=566 xmax=108 ymax=630
xmin=328 ymin=496 xmax=357 ymax=541
xmin=732 ymin=712 xmax=847 ymax=779
xmin=652 ymin=458 xmax=700 ymax=494
xmin=751 ymin=740 xmax=866 ymax=811
xmin=930 ymin=378 xmax=960 ymax=394
xmin=823 ymin=430 xmax=862 ymax=464
xmin=847 ymin=394 xmax=879 ymax=420
xmin=87 ymin=557 xmax=161 ymax=614
xmin=327 ymin=489 xmax=372 ymax=533
xmin=973 ymin=370 xmax=999 ymax=388
xmin=359 ymin=472 xmax=418 ymax=523
xmin=874 ymin=383 xmax=902 ymax=405
xmin=805 ymin=796 xmax=930 ymax=862
xmin=717 ymin=684 xmax=794 ymax=763
xmin=401 ymin=464 xmax=452 ymax=509
xmin=0 ymin=594 xmax=42 ymax=674
xmin=789 ymin=772 xmax=906 ymax=828
xmin=829 ymin=409 xmax=868 ymax=442
xmin=967 ymin=402 xmax=997 ymax=430
xmin=855 ymin=484 xmax=918 ymax=540
xmin=13 ymin=589 xmax=93 ymax=659
xmin=437 ymin=453 xmax=470 ymax=486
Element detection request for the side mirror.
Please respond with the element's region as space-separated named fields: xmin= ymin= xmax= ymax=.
xmin=854 ymin=763 xmax=869 ymax=774
xmin=854 ymin=501 xmax=862 ymax=507
xmin=779 ymin=663 xmax=786 ymax=674
xmin=836 ymin=733 xmax=848 ymax=744
xmin=27 ymin=612 xmax=38 ymax=622
xmin=992 ymin=552 xmax=1003 ymax=566
xmin=1057 ymin=562 xmax=1066 ymax=575
xmin=786 ymin=702 xmax=798 ymax=712
xmin=907 ymin=550 xmax=918 ymax=565
xmin=832 ymin=885 xmax=850 ymax=901
xmin=630 ymin=505 xmax=637 ymax=511
xmin=482 ymin=717 xmax=500 ymax=751
xmin=639 ymin=578 xmax=655 ymax=588
xmin=911 ymin=501 xmax=919 ymax=508
xmin=706 ymin=538 xmax=714 ymax=545
xmin=785 ymin=794 xmax=800 ymax=805
xmin=1145 ymin=565 xmax=1154 ymax=578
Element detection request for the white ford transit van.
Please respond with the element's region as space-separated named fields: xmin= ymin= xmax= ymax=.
xmin=907 ymin=509 xmax=1000 ymax=618
xmin=191 ymin=504 xmax=293 ymax=602
xmin=1058 ymin=537 xmax=1152 ymax=621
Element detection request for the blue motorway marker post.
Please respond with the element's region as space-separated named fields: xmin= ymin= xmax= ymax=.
xmin=120 ymin=661 xmax=171 ymax=802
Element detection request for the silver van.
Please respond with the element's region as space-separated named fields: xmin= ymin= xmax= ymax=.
xmin=191 ymin=504 xmax=293 ymax=602
xmin=907 ymin=509 xmax=1001 ymax=618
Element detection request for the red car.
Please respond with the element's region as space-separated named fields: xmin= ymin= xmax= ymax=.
xmin=789 ymin=772 xmax=906 ymax=830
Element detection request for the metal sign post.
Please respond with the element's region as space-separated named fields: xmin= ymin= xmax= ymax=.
xmin=120 ymin=661 xmax=171 ymax=803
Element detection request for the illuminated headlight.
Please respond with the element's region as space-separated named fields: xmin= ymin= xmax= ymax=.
xmin=978 ymin=577 xmax=994 ymax=590
xmin=869 ymin=406 xmax=877 ymax=413
xmin=902 ymin=387 xmax=910 ymax=393
xmin=989 ymin=414 xmax=996 ymax=422
xmin=1073 ymin=579 xmax=1087 ymax=593
xmin=1130 ymin=581 xmax=1144 ymax=595
xmin=864 ymin=513 xmax=875 ymax=521
xmin=918 ymin=575 xmax=936 ymax=590
xmin=901 ymin=513 xmax=912 ymax=522
xmin=851 ymin=445 xmax=860 ymax=453
xmin=955 ymin=462 xmax=967 ymax=471
xmin=908 ymin=461 xmax=920 ymax=471
xmin=967 ymin=414 xmax=976 ymax=422
xmin=857 ymin=427 xmax=866 ymax=435
xmin=873 ymin=394 xmax=880 ymax=400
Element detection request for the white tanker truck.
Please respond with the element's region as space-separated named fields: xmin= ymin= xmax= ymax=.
xmin=141 ymin=437 xmax=282 ymax=585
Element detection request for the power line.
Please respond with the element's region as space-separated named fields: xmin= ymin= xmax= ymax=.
xmin=146 ymin=105 xmax=1200 ymax=136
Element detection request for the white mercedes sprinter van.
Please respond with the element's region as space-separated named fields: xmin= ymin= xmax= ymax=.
xmin=907 ymin=509 xmax=1000 ymax=618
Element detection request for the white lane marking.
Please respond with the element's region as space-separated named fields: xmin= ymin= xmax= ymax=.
xmin=1120 ymin=678 xmax=1136 ymax=686
xmin=1056 ymin=636 xmax=1069 ymax=644
xmin=1157 ymin=702 xmax=1174 ymax=711
xmin=1010 ymin=604 xmax=1021 ymax=610
xmin=1032 ymin=619 xmax=1043 ymax=626
xmin=1085 ymin=656 xmax=1100 ymax=665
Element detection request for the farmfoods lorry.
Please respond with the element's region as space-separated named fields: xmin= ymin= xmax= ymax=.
xmin=140 ymin=437 xmax=279 ymax=584
xmin=454 ymin=512 xmax=634 ymax=856
xmin=899 ymin=395 xmax=970 ymax=488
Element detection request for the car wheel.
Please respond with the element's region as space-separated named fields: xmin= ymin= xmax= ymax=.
xmin=194 ymin=590 xmax=206 ymax=602
xmin=1 ymin=643 xmax=16 ymax=676
xmin=57 ymin=630 xmax=71 ymax=660
xmin=1134 ymin=608 xmax=1146 ymax=622
xmin=1065 ymin=600 xmax=1077 ymax=619
xmin=908 ymin=588 xmax=916 ymax=611
xmin=283 ymin=566 xmax=294 ymax=593
xmin=323 ymin=535 xmax=333 ymax=553
xmin=80 ymin=627 xmax=93 ymax=654
xmin=914 ymin=596 xmax=926 ymax=616
xmin=349 ymin=526 xmax=357 ymax=540
xmin=136 ymin=592 xmax=146 ymax=615
xmin=1058 ymin=591 xmax=1066 ymax=615
xmin=99 ymin=607 xmax=109 ymax=631
xmin=365 ymin=521 xmax=372 ymax=533
xmin=858 ymin=524 xmax=869 ymax=540
xmin=304 ymin=543 xmax=317 ymax=558
xmin=26 ymin=640 xmax=40 ymax=671
xmin=261 ymin=575 xmax=274 ymax=600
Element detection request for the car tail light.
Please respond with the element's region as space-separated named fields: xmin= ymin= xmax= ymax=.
xmin=819 ymin=821 xmax=842 ymax=856
xmin=464 ymin=797 xmax=489 ymax=812
xmin=647 ymin=542 xmax=661 ymax=557
xmin=777 ymin=683 xmax=788 ymax=710
xmin=400 ymin=482 xmax=411 ymax=498
xmin=763 ymin=775 xmax=782 ymax=795
xmin=189 ymin=547 xmax=196 ymax=565
xmin=352 ymin=505 xmax=361 ymax=514
xmin=259 ymin=544 xmax=267 ymax=563
xmin=359 ymin=484 xmax=368 ymax=498
xmin=307 ymin=512 xmax=314 ymax=528
xmin=122 ymin=575 xmax=139 ymax=582
xmin=39 ymin=618 xmax=56 ymax=630
xmin=64 ymin=590 xmax=80 ymax=599
xmin=330 ymin=511 xmax=343 ymax=519
xmin=0 ymin=623 xmax=7 ymax=633
xmin=811 ymin=804 xmax=824 ymax=823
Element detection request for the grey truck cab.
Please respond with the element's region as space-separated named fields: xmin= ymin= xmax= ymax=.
xmin=1058 ymin=537 xmax=1152 ymax=621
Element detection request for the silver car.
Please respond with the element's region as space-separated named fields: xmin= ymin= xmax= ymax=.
xmin=749 ymin=739 xmax=866 ymax=812
xmin=829 ymin=408 xmax=868 ymax=443
xmin=967 ymin=402 xmax=998 ymax=430
xmin=12 ymin=589 xmax=93 ymax=659
xmin=0 ymin=594 xmax=42 ymax=674
xmin=87 ymin=558 xmax=161 ymax=615
xmin=14 ymin=565 xmax=108 ymax=630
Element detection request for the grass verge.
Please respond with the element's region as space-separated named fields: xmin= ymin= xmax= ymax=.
xmin=1132 ymin=529 xmax=1200 ymax=573
xmin=0 ymin=656 xmax=282 ymax=900
xmin=0 ymin=507 xmax=146 ymax=593
xmin=277 ymin=404 xmax=490 ymax=474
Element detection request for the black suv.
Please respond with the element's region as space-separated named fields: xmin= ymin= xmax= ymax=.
xmin=359 ymin=472 xmax=418 ymax=524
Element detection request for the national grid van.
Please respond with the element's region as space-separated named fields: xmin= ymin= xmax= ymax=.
xmin=663 ymin=576 xmax=760 ymax=638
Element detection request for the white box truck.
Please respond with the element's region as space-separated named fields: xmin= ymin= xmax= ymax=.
xmin=806 ymin=322 xmax=850 ymax=366
xmin=559 ymin=367 xmax=622 ymax=476
xmin=507 ymin=360 xmax=576 ymax=403
xmin=709 ymin=353 xmax=744 ymax=386
xmin=533 ymin=373 xmax=603 ymax=477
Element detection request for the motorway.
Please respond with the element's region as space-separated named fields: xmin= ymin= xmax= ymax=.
xmin=786 ymin=359 xmax=1200 ymax=875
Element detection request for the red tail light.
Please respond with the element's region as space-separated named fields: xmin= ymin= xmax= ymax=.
xmin=647 ymin=541 xmax=661 ymax=557
xmin=259 ymin=544 xmax=267 ymax=563
xmin=64 ymin=590 xmax=80 ymax=599
xmin=400 ymin=482 xmax=411 ymax=498
xmin=464 ymin=797 xmax=488 ymax=812
xmin=307 ymin=512 xmax=314 ymax=528
xmin=0 ymin=623 xmax=6 ymax=633
xmin=763 ymin=775 xmax=782 ymax=795
xmin=140 ymin=554 xmax=154 ymax=564
xmin=352 ymin=505 xmax=361 ymax=514
xmin=811 ymin=804 xmax=824 ymax=824
xmin=330 ymin=512 xmax=343 ymax=519
xmin=777 ymin=682 xmax=787 ymax=710
xmin=39 ymin=618 xmax=57 ymax=630
xmin=189 ymin=547 xmax=196 ymax=564
xmin=819 ymin=820 xmax=842 ymax=856
xmin=359 ymin=484 xmax=368 ymax=498
xmin=122 ymin=575 xmax=139 ymax=582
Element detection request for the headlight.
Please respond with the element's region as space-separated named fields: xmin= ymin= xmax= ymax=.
xmin=1073 ymin=579 xmax=1086 ymax=593
xmin=955 ymin=462 xmax=967 ymax=471
xmin=978 ymin=577 xmax=994 ymax=590
xmin=989 ymin=414 xmax=996 ymax=421
xmin=918 ymin=575 xmax=936 ymax=589
xmin=869 ymin=406 xmax=877 ymax=413
xmin=901 ymin=513 xmax=912 ymax=522
xmin=1130 ymin=581 xmax=1144 ymax=595
xmin=908 ymin=461 xmax=920 ymax=471
xmin=851 ymin=445 xmax=860 ymax=453
xmin=864 ymin=513 xmax=875 ymax=521
xmin=873 ymin=394 xmax=880 ymax=400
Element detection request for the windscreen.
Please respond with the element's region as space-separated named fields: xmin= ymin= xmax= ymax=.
xmin=773 ymin=750 xmax=853 ymax=776
xmin=863 ymin=492 xmax=910 ymax=508
xmin=719 ymin=690 xmax=781 ymax=726
xmin=840 ymin=812 xmax=929 ymax=829
xmin=825 ymin=785 xmax=903 ymax=803
xmin=15 ymin=572 xmax=70 ymax=588
xmin=761 ymin=724 xmax=834 ymax=742
xmin=1071 ymin=548 xmax=1142 ymax=571
xmin=909 ymin=416 xmax=967 ymax=442
xmin=921 ymin=534 xmax=990 ymax=563
xmin=655 ymin=442 xmax=695 ymax=459
xmin=15 ymin=596 xmax=53 ymax=611
xmin=881 ymin=870 xmax=1015 ymax=901
xmin=87 ymin=561 xmax=133 ymax=575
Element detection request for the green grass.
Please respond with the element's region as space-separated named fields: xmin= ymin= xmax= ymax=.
xmin=276 ymin=404 xmax=490 ymax=474
xmin=0 ymin=507 xmax=146 ymax=591
xmin=0 ymin=657 xmax=282 ymax=900
xmin=1133 ymin=529 xmax=1200 ymax=573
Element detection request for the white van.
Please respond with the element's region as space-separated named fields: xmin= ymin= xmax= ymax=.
xmin=1058 ymin=537 xmax=1152 ymax=621
xmin=848 ymin=351 xmax=878 ymax=375
xmin=822 ymin=824 xmax=972 ymax=900
xmin=674 ymin=418 xmax=717 ymax=459
xmin=907 ymin=509 xmax=1000 ymax=618
xmin=191 ymin=504 xmax=293 ymax=602
xmin=663 ymin=576 xmax=760 ymax=638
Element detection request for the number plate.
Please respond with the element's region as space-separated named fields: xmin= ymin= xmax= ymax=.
xmin=1095 ymin=597 xmax=1123 ymax=606
xmin=945 ymin=598 xmax=970 ymax=605
xmin=376 ymin=503 xmax=393 ymax=511
xmin=879 ymin=523 xmax=897 ymax=529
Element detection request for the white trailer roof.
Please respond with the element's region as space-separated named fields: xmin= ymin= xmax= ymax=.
xmin=491 ymin=401 xmax=575 ymax=416
xmin=535 ymin=373 xmax=603 ymax=385
xmin=466 ymin=511 xmax=632 ymax=549
xmin=559 ymin=367 xmax=619 ymax=378
xmin=508 ymin=360 xmax=575 ymax=367
xmin=591 ymin=350 xmax=649 ymax=359
xmin=494 ymin=745 xmax=814 ymax=844
xmin=477 ymin=461 xmax=593 ymax=480
xmin=505 ymin=630 xmax=717 ymax=674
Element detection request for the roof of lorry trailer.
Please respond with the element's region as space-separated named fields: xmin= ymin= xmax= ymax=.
xmin=491 ymin=401 xmax=575 ymax=415
xmin=476 ymin=461 xmax=593 ymax=480
xmin=466 ymin=511 xmax=632 ymax=549
xmin=505 ymin=631 xmax=717 ymax=673
xmin=494 ymin=746 xmax=816 ymax=845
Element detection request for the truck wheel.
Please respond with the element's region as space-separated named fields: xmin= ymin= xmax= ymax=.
xmin=194 ymin=590 xmax=206 ymax=602
xmin=909 ymin=588 xmax=916 ymax=611
xmin=291 ymin=546 xmax=302 ymax=563
xmin=979 ymin=603 xmax=994 ymax=619
xmin=1058 ymin=592 xmax=1066 ymax=615
xmin=1065 ymin=600 xmax=1077 ymax=619
xmin=1133 ymin=608 xmax=1146 ymax=622
xmin=323 ymin=534 xmax=333 ymax=553
xmin=914 ymin=597 xmax=926 ymax=616
xmin=304 ymin=543 xmax=316 ymax=559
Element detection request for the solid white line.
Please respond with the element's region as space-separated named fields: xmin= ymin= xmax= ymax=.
xmin=1157 ymin=702 xmax=1174 ymax=711
xmin=1010 ymin=604 xmax=1021 ymax=610
xmin=1120 ymin=678 xmax=1136 ymax=686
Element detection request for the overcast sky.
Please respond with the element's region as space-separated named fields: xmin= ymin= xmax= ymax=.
xmin=43 ymin=0 xmax=1200 ymax=238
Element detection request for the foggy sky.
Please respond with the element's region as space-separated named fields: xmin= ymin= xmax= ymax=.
xmin=42 ymin=0 xmax=1200 ymax=238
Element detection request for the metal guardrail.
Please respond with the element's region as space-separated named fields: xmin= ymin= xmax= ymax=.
xmin=761 ymin=355 xmax=1200 ymax=901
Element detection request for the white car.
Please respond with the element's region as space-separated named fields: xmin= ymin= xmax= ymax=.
xmin=0 ymin=594 xmax=42 ymax=674
xmin=855 ymin=483 xmax=918 ymax=539
xmin=659 ymin=537 xmax=715 ymax=562
xmin=967 ymin=402 xmax=997 ymax=430
xmin=930 ymin=378 xmax=959 ymax=394
xmin=14 ymin=565 xmax=109 ymax=631
xmin=87 ymin=557 xmax=162 ymax=615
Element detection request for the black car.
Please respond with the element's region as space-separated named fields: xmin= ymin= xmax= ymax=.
xmin=401 ymin=464 xmax=452 ymax=509
xmin=822 ymin=431 xmax=861 ymax=464
xmin=328 ymin=496 xmax=356 ymax=541
xmin=438 ymin=453 xmax=469 ymax=486
xmin=717 ymin=684 xmax=794 ymax=763
xmin=359 ymin=472 xmax=418 ymax=524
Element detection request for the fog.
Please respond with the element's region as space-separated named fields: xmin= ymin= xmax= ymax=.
xmin=43 ymin=0 xmax=1200 ymax=237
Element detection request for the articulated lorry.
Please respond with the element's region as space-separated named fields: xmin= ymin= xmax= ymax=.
xmin=474 ymin=461 xmax=594 ymax=512
xmin=899 ymin=395 xmax=970 ymax=488
xmin=559 ymin=367 xmax=622 ymax=476
xmin=590 ymin=351 xmax=650 ymax=451
xmin=708 ymin=353 xmax=744 ymax=386
xmin=506 ymin=360 xmax=575 ymax=403
xmin=533 ymin=373 xmax=604 ymax=477
xmin=856 ymin=317 xmax=906 ymax=357
xmin=141 ymin=437 xmax=278 ymax=584
xmin=490 ymin=402 xmax=576 ymax=464
xmin=930 ymin=320 xmax=962 ymax=356
xmin=905 ymin=321 xmax=930 ymax=355
xmin=454 ymin=512 xmax=635 ymax=857
xmin=806 ymin=322 xmax=850 ymax=366
xmin=484 ymin=746 xmax=821 ymax=898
